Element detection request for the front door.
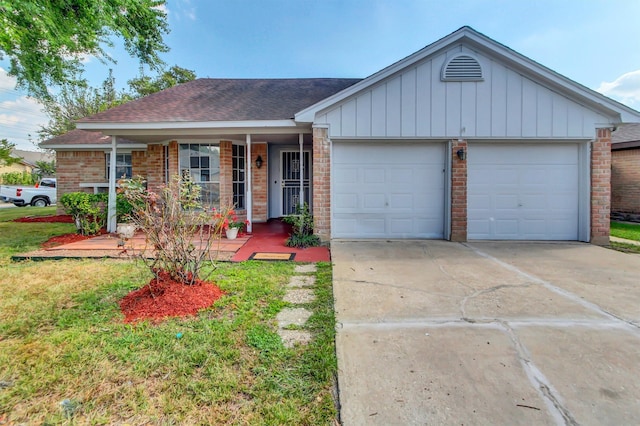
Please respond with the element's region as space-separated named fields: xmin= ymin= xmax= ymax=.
xmin=281 ymin=150 xmax=311 ymax=215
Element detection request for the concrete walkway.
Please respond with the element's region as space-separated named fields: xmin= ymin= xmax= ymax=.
xmin=332 ymin=240 xmax=640 ymax=425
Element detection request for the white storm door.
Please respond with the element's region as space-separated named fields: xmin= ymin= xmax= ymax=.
xmin=333 ymin=143 xmax=445 ymax=239
xmin=468 ymin=143 xmax=579 ymax=240
xmin=281 ymin=151 xmax=310 ymax=215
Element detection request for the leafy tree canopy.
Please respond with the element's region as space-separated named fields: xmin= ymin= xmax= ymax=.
xmin=38 ymin=66 xmax=197 ymax=141
xmin=0 ymin=0 xmax=169 ymax=98
xmin=0 ymin=139 xmax=21 ymax=166
xmin=38 ymin=70 xmax=133 ymax=140
xmin=128 ymin=65 xmax=196 ymax=98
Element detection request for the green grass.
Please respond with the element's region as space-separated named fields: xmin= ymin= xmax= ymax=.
xmin=0 ymin=205 xmax=58 ymax=222
xmin=609 ymin=241 xmax=640 ymax=254
xmin=611 ymin=221 xmax=640 ymax=242
xmin=0 ymin=209 xmax=339 ymax=424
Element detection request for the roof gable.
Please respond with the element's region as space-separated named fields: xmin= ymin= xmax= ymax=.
xmin=296 ymin=26 xmax=640 ymax=125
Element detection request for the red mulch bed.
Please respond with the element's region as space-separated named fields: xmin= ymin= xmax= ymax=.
xmin=40 ymin=227 xmax=108 ymax=248
xmin=14 ymin=214 xmax=74 ymax=223
xmin=120 ymin=270 xmax=225 ymax=323
xmin=42 ymin=233 xmax=92 ymax=248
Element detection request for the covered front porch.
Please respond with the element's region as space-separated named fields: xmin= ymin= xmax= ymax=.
xmin=99 ymin=129 xmax=317 ymax=237
xmin=16 ymin=219 xmax=330 ymax=263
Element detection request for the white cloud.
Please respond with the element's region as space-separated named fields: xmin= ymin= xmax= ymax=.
xmin=597 ymin=69 xmax=640 ymax=110
xmin=0 ymin=95 xmax=48 ymax=150
xmin=171 ymin=0 xmax=196 ymax=21
xmin=0 ymin=67 xmax=18 ymax=91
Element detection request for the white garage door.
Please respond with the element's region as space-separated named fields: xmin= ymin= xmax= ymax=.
xmin=468 ymin=143 xmax=579 ymax=240
xmin=333 ymin=143 xmax=445 ymax=238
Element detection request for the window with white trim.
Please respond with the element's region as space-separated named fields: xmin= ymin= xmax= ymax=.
xmin=106 ymin=153 xmax=132 ymax=179
xmin=232 ymin=144 xmax=246 ymax=209
xmin=179 ymin=143 xmax=220 ymax=208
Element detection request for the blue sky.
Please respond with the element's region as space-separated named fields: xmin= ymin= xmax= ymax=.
xmin=2 ymin=0 xmax=640 ymax=150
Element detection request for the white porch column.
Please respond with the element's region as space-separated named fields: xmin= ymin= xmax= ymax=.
xmin=246 ymin=134 xmax=253 ymax=233
xmin=107 ymin=135 xmax=117 ymax=232
xmin=298 ymin=133 xmax=304 ymax=209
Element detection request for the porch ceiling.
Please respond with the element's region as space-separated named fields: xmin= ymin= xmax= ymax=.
xmin=102 ymin=132 xmax=313 ymax=145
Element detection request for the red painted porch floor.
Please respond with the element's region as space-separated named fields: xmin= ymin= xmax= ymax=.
xmin=232 ymin=220 xmax=331 ymax=263
xmin=18 ymin=220 xmax=330 ymax=263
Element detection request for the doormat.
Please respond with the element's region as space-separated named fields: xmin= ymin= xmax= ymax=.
xmin=249 ymin=252 xmax=296 ymax=261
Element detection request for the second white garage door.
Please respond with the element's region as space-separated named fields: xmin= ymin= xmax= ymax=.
xmin=333 ymin=143 xmax=445 ymax=239
xmin=468 ymin=143 xmax=579 ymax=240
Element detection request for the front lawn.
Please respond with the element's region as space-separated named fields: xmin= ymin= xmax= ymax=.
xmin=0 ymin=210 xmax=338 ymax=423
xmin=0 ymin=205 xmax=58 ymax=223
xmin=611 ymin=221 xmax=640 ymax=241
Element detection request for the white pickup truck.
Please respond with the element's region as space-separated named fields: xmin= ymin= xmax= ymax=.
xmin=0 ymin=178 xmax=57 ymax=207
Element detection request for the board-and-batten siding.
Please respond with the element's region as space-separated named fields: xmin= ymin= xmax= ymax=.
xmin=318 ymin=46 xmax=610 ymax=139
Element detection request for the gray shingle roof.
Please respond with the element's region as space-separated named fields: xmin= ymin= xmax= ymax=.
xmin=612 ymin=123 xmax=640 ymax=150
xmin=612 ymin=123 xmax=640 ymax=143
xmin=39 ymin=129 xmax=138 ymax=147
xmin=77 ymin=78 xmax=361 ymax=123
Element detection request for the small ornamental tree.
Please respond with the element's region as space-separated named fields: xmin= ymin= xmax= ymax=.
xmin=119 ymin=174 xmax=232 ymax=285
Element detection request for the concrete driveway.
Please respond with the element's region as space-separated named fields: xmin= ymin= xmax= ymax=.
xmin=332 ymin=241 xmax=640 ymax=425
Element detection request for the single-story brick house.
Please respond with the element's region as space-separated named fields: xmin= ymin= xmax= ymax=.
xmin=612 ymin=123 xmax=640 ymax=221
xmin=41 ymin=26 xmax=640 ymax=244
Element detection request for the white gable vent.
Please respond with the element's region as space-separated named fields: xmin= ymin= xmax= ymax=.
xmin=441 ymin=54 xmax=483 ymax=81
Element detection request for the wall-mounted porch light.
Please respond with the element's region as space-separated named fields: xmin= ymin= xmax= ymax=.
xmin=255 ymin=155 xmax=263 ymax=169
xmin=456 ymin=148 xmax=466 ymax=161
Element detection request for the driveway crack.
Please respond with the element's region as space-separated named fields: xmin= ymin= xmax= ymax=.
xmin=460 ymin=283 xmax=533 ymax=319
xmin=497 ymin=320 xmax=579 ymax=426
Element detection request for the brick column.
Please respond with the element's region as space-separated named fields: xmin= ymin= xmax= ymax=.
xmin=591 ymin=128 xmax=612 ymax=245
xmin=313 ymin=126 xmax=331 ymax=241
xmin=219 ymin=140 xmax=233 ymax=208
xmin=146 ymin=144 xmax=164 ymax=193
xmin=451 ymin=140 xmax=468 ymax=242
xmin=168 ymin=140 xmax=179 ymax=180
xmin=251 ymin=142 xmax=268 ymax=222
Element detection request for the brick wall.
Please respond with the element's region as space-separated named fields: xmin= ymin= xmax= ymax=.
xmin=590 ymin=128 xmax=612 ymax=245
xmin=251 ymin=143 xmax=268 ymax=222
xmin=612 ymin=148 xmax=640 ymax=215
xmin=146 ymin=144 xmax=164 ymax=193
xmin=312 ymin=126 xmax=331 ymax=241
xmin=55 ymin=151 xmax=107 ymax=214
xmin=131 ymin=151 xmax=147 ymax=178
xmin=451 ymin=140 xmax=468 ymax=242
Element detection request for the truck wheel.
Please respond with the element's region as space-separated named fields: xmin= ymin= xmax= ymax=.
xmin=31 ymin=198 xmax=48 ymax=207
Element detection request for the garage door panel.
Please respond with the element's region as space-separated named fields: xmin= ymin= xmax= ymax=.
xmin=333 ymin=143 xmax=445 ymax=238
xmin=364 ymin=168 xmax=384 ymax=183
xmin=469 ymin=144 xmax=579 ymax=240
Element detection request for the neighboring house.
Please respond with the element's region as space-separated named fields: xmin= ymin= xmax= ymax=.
xmin=612 ymin=123 xmax=640 ymax=221
xmin=41 ymin=26 xmax=640 ymax=244
xmin=0 ymin=149 xmax=55 ymax=179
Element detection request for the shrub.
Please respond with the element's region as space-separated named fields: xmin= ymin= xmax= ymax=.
xmin=59 ymin=192 xmax=108 ymax=235
xmin=0 ymin=171 xmax=37 ymax=185
xmin=119 ymin=174 xmax=231 ymax=285
xmin=282 ymin=203 xmax=320 ymax=248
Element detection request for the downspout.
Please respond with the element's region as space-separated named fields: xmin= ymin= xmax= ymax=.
xmin=107 ymin=135 xmax=117 ymax=232
xmin=246 ymin=134 xmax=253 ymax=233
xmin=299 ymin=133 xmax=304 ymax=209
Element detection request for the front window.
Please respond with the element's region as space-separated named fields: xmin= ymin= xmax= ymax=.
xmin=232 ymin=144 xmax=246 ymax=209
xmin=179 ymin=143 xmax=220 ymax=208
xmin=106 ymin=153 xmax=132 ymax=179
